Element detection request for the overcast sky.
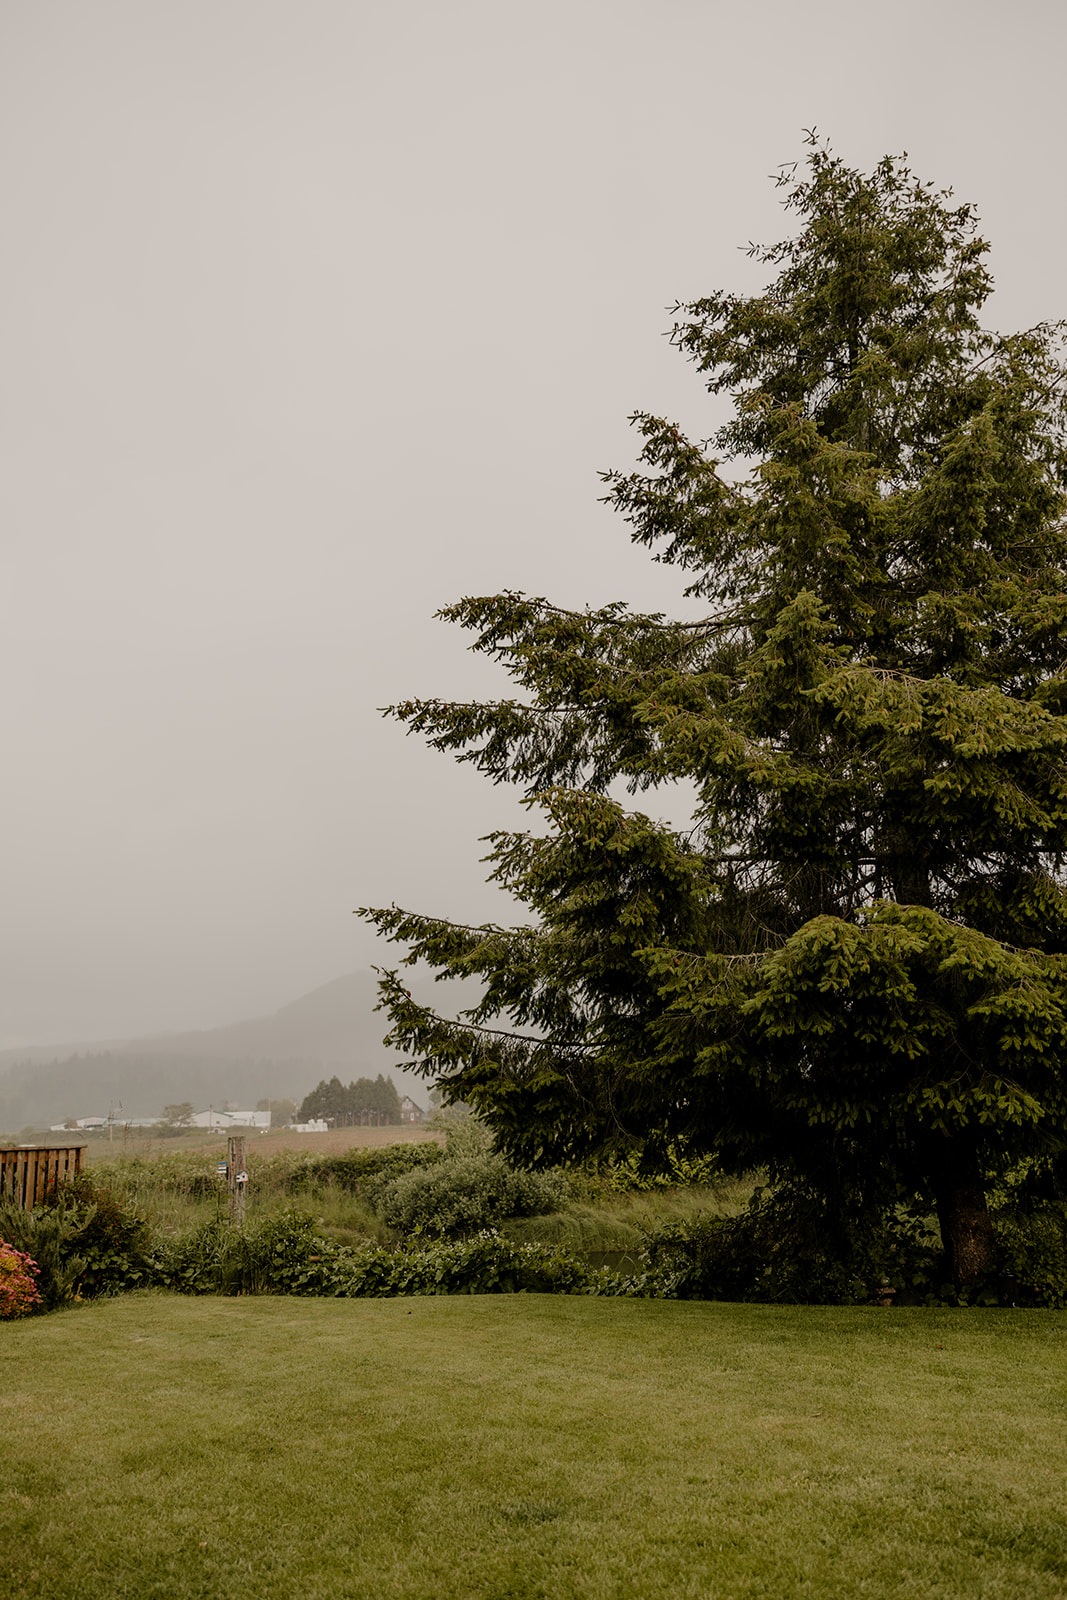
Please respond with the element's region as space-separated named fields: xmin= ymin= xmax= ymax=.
xmin=2 ymin=0 xmax=1065 ymax=1047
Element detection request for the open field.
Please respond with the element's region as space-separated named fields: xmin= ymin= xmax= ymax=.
xmin=78 ymin=1125 xmax=443 ymax=1162
xmin=2 ymin=1294 xmax=1064 ymax=1600
xmin=0 ymin=1126 xmax=441 ymax=1159
xmin=62 ymin=1135 xmax=738 ymax=1252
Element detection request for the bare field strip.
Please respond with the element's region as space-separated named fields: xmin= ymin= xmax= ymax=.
xmin=80 ymin=1126 xmax=442 ymax=1164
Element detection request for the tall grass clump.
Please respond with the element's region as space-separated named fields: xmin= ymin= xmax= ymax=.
xmin=86 ymin=1142 xmax=446 ymax=1239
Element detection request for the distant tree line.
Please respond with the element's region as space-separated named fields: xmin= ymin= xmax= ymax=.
xmin=298 ymin=1075 xmax=401 ymax=1125
xmin=0 ymin=1050 xmax=315 ymax=1133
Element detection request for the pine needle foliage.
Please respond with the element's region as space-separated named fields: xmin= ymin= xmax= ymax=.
xmin=362 ymin=139 xmax=1067 ymax=1285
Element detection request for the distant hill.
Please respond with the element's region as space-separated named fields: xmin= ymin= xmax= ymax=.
xmin=0 ymin=971 xmax=456 ymax=1131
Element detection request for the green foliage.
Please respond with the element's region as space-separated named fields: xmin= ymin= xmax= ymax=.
xmin=297 ymin=1073 xmax=402 ymax=1124
xmin=301 ymin=1141 xmax=444 ymax=1199
xmin=214 ymin=1210 xmax=346 ymax=1297
xmin=598 ymin=1145 xmax=723 ymax=1194
xmin=361 ymin=138 xmax=1067 ymax=1286
xmin=636 ymin=1182 xmax=1067 ymax=1308
xmin=375 ymin=1154 xmax=567 ymax=1238
xmin=638 ymin=1187 xmax=939 ymax=1305
xmin=990 ymin=1195 xmax=1067 ymax=1308
xmin=155 ymin=1208 xmax=596 ymax=1297
xmin=375 ymin=1231 xmax=597 ymax=1297
xmin=152 ymin=1218 xmax=230 ymax=1295
xmin=0 ymin=1201 xmax=87 ymax=1310
xmin=0 ymin=1177 xmax=153 ymax=1306
xmin=88 ymin=1141 xmax=444 ymax=1217
xmin=0 ymin=1240 xmax=41 ymax=1317
xmin=425 ymin=1103 xmax=495 ymax=1158
xmin=43 ymin=1175 xmax=154 ymax=1296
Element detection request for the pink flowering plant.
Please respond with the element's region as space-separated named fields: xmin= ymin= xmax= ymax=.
xmin=0 ymin=1240 xmax=42 ymax=1318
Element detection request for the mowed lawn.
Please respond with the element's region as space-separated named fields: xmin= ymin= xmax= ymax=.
xmin=1 ymin=1294 xmax=1064 ymax=1600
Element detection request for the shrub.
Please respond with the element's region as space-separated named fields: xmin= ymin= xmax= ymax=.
xmin=152 ymin=1219 xmax=229 ymax=1295
xmin=153 ymin=1210 xmax=601 ymax=1299
xmin=639 ymin=1187 xmax=942 ymax=1306
xmin=377 ymin=1232 xmax=595 ymax=1296
xmin=425 ymin=1106 xmax=494 ymax=1159
xmin=0 ymin=1201 xmax=87 ymax=1310
xmin=0 ymin=1177 xmax=154 ymax=1307
xmin=601 ymin=1146 xmax=724 ymax=1195
xmin=991 ymin=1200 xmax=1067 ymax=1309
xmin=0 ymin=1241 xmax=41 ymax=1318
xmin=376 ymin=1154 xmax=567 ymax=1238
xmin=307 ymin=1142 xmax=444 ymax=1202
xmin=43 ymin=1175 xmax=154 ymax=1296
xmin=213 ymin=1210 xmax=354 ymax=1297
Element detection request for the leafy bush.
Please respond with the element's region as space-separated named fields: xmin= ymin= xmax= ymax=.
xmin=601 ymin=1146 xmax=723 ymax=1195
xmin=163 ymin=1216 xmax=604 ymax=1305
xmin=43 ymin=1175 xmax=154 ymax=1296
xmin=0 ymin=1241 xmax=41 ymax=1317
xmin=425 ymin=1105 xmax=494 ymax=1159
xmin=214 ymin=1211 xmax=353 ymax=1297
xmin=377 ymin=1233 xmax=596 ymax=1296
xmin=991 ymin=1201 xmax=1067 ymax=1309
xmin=158 ymin=1210 xmax=598 ymax=1298
xmin=303 ymin=1142 xmax=444 ymax=1201
xmin=639 ymin=1187 xmax=943 ymax=1306
xmin=376 ymin=1154 xmax=567 ymax=1238
xmin=0 ymin=1201 xmax=87 ymax=1310
xmin=151 ymin=1219 xmax=229 ymax=1295
xmin=0 ymin=1177 xmax=153 ymax=1308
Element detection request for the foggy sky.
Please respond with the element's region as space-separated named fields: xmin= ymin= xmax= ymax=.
xmin=3 ymin=0 xmax=1065 ymax=1047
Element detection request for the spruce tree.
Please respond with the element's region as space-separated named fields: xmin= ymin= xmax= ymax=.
xmin=363 ymin=140 xmax=1067 ymax=1285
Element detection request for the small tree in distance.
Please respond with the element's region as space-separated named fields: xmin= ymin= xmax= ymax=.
xmin=363 ymin=138 xmax=1067 ymax=1287
xmin=161 ymin=1103 xmax=194 ymax=1128
xmin=256 ymin=1097 xmax=297 ymax=1129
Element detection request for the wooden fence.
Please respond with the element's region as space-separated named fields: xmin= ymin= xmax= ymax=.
xmin=0 ymin=1145 xmax=85 ymax=1208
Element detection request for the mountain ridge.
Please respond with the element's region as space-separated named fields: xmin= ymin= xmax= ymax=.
xmin=0 ymin=971 xmax=451 ymax=1129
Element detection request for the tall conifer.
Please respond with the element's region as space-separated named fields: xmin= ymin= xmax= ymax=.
xmin=363 ymin=141 xmax=1067 ymax=1283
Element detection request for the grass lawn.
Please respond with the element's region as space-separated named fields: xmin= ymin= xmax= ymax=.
xmin=1 ymin=1294 xmax=1064 ymax=1599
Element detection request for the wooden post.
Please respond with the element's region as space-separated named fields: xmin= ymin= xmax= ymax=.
xmin=228 ymin=1135 xmax=247 ymax=1227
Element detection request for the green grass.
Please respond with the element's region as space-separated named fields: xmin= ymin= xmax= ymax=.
xmin=76 ymin=1145 xmax=747 ymax=1254
xmin=502 ymin=1182 xmax=747 ymax=1253
xmin=2 ymin=1294 xmax=1065 ymax=1599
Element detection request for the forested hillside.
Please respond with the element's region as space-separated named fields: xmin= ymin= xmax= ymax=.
xmin=0 ymin=971 xmax=440 ymax=1129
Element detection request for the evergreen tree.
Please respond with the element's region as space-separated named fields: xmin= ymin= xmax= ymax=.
xmin=298 ymin=1076 xmax=348 ymax=1123
xmin=363 ymin=140 xmax=1067 ymax=1285
xmin=297 ymin=1074 xmax=402 ymax=1124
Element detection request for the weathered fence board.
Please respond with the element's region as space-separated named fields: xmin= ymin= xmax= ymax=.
xmin=0 ymin=1145 xmax=85 ymax=1208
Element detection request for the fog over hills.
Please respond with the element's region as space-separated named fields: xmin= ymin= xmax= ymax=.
xmin=0 ymin=972 xmax=450 ymax=1130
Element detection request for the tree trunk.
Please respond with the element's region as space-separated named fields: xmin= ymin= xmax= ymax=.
xmin=933 ymin=1135 xmax=996 ymax=1285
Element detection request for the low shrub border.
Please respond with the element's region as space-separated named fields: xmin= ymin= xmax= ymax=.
xmin=152 ymin=1210 xmax=620 ymax=1299
xmin=0 ymin=1240 xmax=42 ymax=1317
